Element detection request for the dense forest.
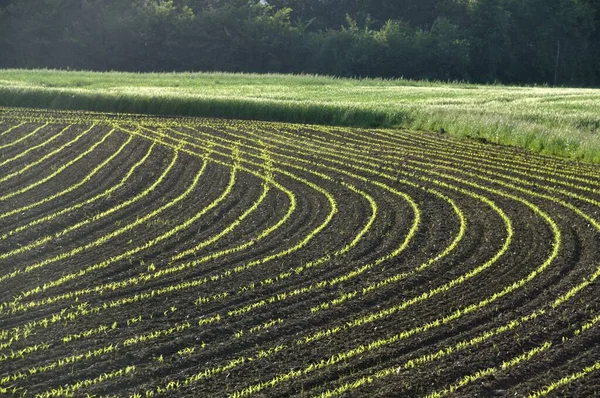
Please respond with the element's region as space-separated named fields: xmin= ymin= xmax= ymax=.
xmin=0 ymin=0 xmax=598 ymax=86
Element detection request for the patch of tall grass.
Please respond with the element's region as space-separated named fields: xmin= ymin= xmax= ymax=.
xmin=0 ymin=69 xmax=599 ymax=163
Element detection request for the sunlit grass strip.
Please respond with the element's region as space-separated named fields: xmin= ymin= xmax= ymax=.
xmin=0 ymin=141 xmax=154 ymax=243
xmin=2 ymin=71 xmax=600 ymax=163
xmin=0 ymin=124 xmax=93 ymax=185
xmin=0 ymin=124 xmax=71 ymax=168
xmin=528 ymin=362 xmax=600 ymax=397
xmin=0 ymin=130 xmax=131 ymax=221
xmin=0 ymin=122 xmax=48 ymax=149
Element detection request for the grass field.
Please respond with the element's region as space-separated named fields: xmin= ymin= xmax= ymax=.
xmin=1 ymin=107 xmax=600 ymax=397
xmin=0 ymin=69 xmax=599 ymax=163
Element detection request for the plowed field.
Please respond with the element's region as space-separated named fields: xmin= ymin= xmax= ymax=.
xmin=1 ymin=107 xmax=599 ymax=397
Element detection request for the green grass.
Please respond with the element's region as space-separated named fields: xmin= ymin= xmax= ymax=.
xmin=1 ymin=69 xmax=599 ymax=163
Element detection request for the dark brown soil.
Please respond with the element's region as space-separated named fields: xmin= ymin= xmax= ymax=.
xmin=1 ymin=107 xmax=599 ymax=398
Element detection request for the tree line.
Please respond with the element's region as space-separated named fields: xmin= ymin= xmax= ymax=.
xmin=0 ymin=0 xmax=598 ymax=86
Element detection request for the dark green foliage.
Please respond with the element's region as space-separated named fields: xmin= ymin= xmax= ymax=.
xmin=0 ymin=0 xmax=597 ymax=85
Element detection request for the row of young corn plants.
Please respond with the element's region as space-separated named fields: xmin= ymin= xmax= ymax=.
xmin=0 ymin=124 xmax=73 ymax=170
xmin=0 ymin=148 xmax=212 ymax=317
xmin=0 ymin=123 xmax=49 ymax=151
xmin=154 ymin=120 xmax=572 ymax=398
xmin=0 ymin=140 xmax=156 ymax=242
xmin=112 ymin=123 xmax=506 ymax=396
xmin=1 ymin=123 xmax=338 ymax=332
xmin=1 ymin=119 xmax=404 ymax=396
xmin=300 ymin=123 xmax=600 ymax=193
xmin=0 ymin=121 xmax=26 ymax=138
xmin=0 ymin=310 xmax=184 ymax=393
xmin=0 ymin=136 xmax=298 ymax=321
xmin=0 ymin=124 xmax=95 ymax=187
xmin=135 ymin=124 xmax=430 ymax=317
xmin=262 ymin=123 xmax=593 ymax=366
xmin=0 ymin=142 xmax=181 ymax=288
xmin=246 ymin=123 xmax=600 ymax=396
xmin=2 ymin=110 xmax=599 ymax=396
xmin=198 ymin=131 xmax=560 ymax=398
xmin=0 ymin=127 xmax=297 ymax=363
xmin=0 ymin=128 xmax=119 ymax=205
xmin=0 ymin=130 xmax=131 ymax=224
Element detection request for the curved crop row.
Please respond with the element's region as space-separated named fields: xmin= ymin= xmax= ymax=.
xmin=0 ymin=107 xmax=598 ymax=397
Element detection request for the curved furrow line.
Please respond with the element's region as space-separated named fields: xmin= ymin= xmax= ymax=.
xmin=0 ymin=121 xmax=15 ymax=136
xmin=0 ymin=129 xmax=122 ymax=231
xmin=1 ymin=142 xmax=418 ymax=394
xmin=225 ymin=197 xmax=555 ymax=398
xmin=195 ymin=124 xmax=517 ymax=301
xmin=0 ymin=147 xmax=181 ymax=291
xmin=0 ymin=151 xmax=211 ymax=304
xmin=1 ymin=111 xmax=599 ymax=397
xmin=157 ymin=122 xmax=568 ymax=398
xmin=285 ymin=123 xmax=600 ymax=194
xmin=0 ymin=156 xmax=255 ymax=367
xmin=167 ymin=125 xmax=486 ymax=330
xmin=0 ymin=132 xmax=133 ymax=225
xmin=112 ymin=126 xmax=536 ymax=396
xmin=0 ymin=125 xmax=74 ymax=170
xmin=0 ymin=139 xmax=155 ymax=246
xmin=0 ymin=142 xmax=338 ymax=388
xmin=371 ymin=125 xmax=600 ymax=179
xmin=1 ymin=147 xmax=264 ymax=315
xmin=0 ymin=124 xmax=96 ymax=189
xmin=0 ymin=137 xmax=300 ymax=343
xmin=0 ymin=129 xmax=121 ymax=259
xmin=0 ymin=123 xmax=44 ymax=147
xmin=314 ymin=253 xmax=600 ymax=397
xmin=353 ymin=127 xmax=600 ymax=197
xmin=0 ymin=122 xmax=384 ymax=388
xmin=250 ymin=127 xmax=600 ymax=394
xmin=421 ymin=306 xmax=600 ymax=398
xmin=249 ymin=121 xmax=600 ymax=309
